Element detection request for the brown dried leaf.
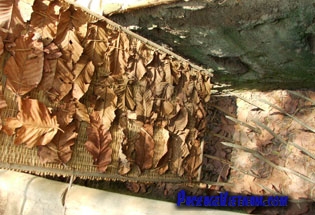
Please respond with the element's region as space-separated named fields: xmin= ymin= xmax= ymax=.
xmin=94 ymin=77 xmax=117 ymax=129
xmin=85 ymin=112 xmax=113 ymax=172
xmin=72 ymin=55 xmax=95 ymax=100
xmin=2 ymin=98 xmax=59 ymax=148
xmin=48 ymin=59 xmax=74 ymax=102
xmin=72 ymin=7 xmax=98 ymax=41
xmin=169 ymin=129 xmax=190 ymax=176
xmin=105 ymin=32 xmax=129 ymax=75
xmin=4 ymin=34 xmax=43 ymax=95
xmin=38 ymin=122 xmax=78 ymax=164
xmin=55 ymin=9 xmax=83 ymax=64
xmin=74 ymin=100 xmax=90 ymax=123
xmin=183 ymin=139 xmax=202 ymax=179
xmin=135 ymin=89 xmax=153 ymax=121
xmin=38 ymin=42 xmax=62 ymax=90
xmin=84 ymin=22 xmax=109 ymax=65
xmin=115 ymin=76 xmax=136 ymax=111
xmin=168 ymin=107 xmax=188 ymax=132
xmin=30 ymin=0 xmax=61 ymax=45
xmin=0 ymin=36 xmax=3 ymax=55
xmin=152 ymin=127 xmax=169 ymax=168
xmin=55 ymin=99 xmax=76 ymax=128
xmin=161 ymin=101 xmax=174 ymax=116
xmin=0 ymin=0 xmax=33 ymax=38
xmin=135 ymin=123 xmax=155 ymax=170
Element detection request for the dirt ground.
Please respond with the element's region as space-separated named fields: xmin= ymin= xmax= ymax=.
xmin=44 ymin=89 xmax=315 ymax=214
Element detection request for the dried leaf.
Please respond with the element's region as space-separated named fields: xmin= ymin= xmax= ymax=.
xmin=55 ymin=99 xmax=76 ymax=128
xmin=105 ymin=32 xmax=129 ymax=75
xmin=85 ymin=112 xmax=113 ymax=172
xmin=38 ymin=42 xmax=62 ymax=90
xmin=161 ymin=101 xmax=174 ymax=116
xmin=84 ymin=22 xmax=109 ymax=65
xmin=4 ymin=34 xmax=43 ymax=95
xmin=115 ymin=76 xmax=136 ymax=111
xmin=183 ymin=139 xmax=202 ymax=179
xmin=48 ymin=59 xmax=74 ymax=102
xmin=0 ymin=0 xmax=32 ymax=38
xmin=169 ymin=129 xmax=190 ymax=176
xmin=152 ymin=127 xmax=169 ymax=167
xmin=135 ymin=123 xmax=155 ymax=170
xmin=74 ymin=100 xmax=90 ymax=123
xmin=72 ymin=7 xmax=98 ymax=41
xmin=55 ymin=9 xmax=83 ymax=64
xmin=135 ymin=59 xmax=147 ymax=80
xmin=38 ymin=122 xmax=78 ymax=164
xmin=135 ymin=89 xmax=153 ymax=121
xmin=2 ymin=98 xmax=59 ymax=148
xmin=0 ymin=35 xmax=3 ymax=55
xmin=168 ymin=107 xmax=188 ymax=132
xmin=30 ymin=0 xmax=61 ymax=45
xmin=94 ymin=77 xmax=117 ymax=129
xmin=72 ymin=55 xmax=95 ymax=100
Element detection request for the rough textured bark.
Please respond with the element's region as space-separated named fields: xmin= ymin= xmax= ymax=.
xmin=110 ymin=0 xmax=315 ymax=90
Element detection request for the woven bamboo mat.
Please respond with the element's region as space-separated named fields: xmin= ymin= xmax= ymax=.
xmin=0 ymin=0 xmax=212 ymax=182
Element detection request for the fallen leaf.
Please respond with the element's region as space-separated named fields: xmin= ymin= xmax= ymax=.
xmin=2 ymin=98 xmax=59 ymax=148
xmin=55 ymin=9 xmax=83 ymax=64
xmin=84 ymin=22 xmax=109 ymax=65
xmin=168 ymin=107 xmax=188 ymax=132
xmin=38 ymin=42 xmax=62 ymax=91
xmin=71 ymin=7 xmax=98 ymax=42
xmin=152 ymin=127 xmax=169 ymax=167
xmin=169 ymin=129 xmax=190 ymax=176
xmin=105 ymin=32 xmax=129 ymax=75
xmin=54 ymin=99 xmax=76 ymax=128
xmin=30 ymin=0 xmax=61 ymax=45
xmin=0 ymin=0 xmax=32 ymax=38
xmin=74 ymin=100 xmax=90 ymax=123
xmin=183 ymin=139 xmax=202 ymax=179
xmin=135 ymin=123 xmax=155 ymax=170
xmin=94 ymin=77 xmax=117 ymax=129
xmin=4 ymin=34 xmax=43 ymax=95
xmin=135 ymin=89 xmax=153 ymax=121
xmin=38 ymin=122 xmax=78 ymax=164
xmin=72 ymin=55 xmax=95 ymax=100
xmin=0 ymin=36 xmax=3 ymax=55
xmin=115 ymin=76 xmax=136 ymax=111
xmin=85 ymin=111 xmax=113 ymax=172
xmin=47 ymin=59 xmax=75 ymax=102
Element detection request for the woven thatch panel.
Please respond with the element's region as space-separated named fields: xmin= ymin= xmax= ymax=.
xmin=0 ymin=0 xmax=212 ymax=182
